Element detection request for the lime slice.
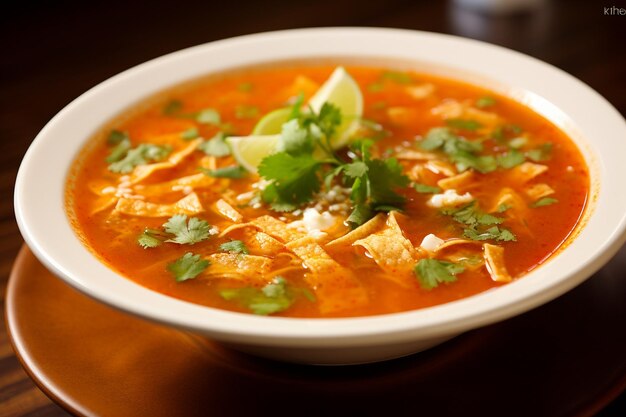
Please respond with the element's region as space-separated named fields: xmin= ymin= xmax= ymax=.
xmin=307 ymin=66 xmax=363 ymax=148
xmin=226 ymin=135 xmax=280 ymax=174
xmin=240 ymin=67 xmax=363 ymax=173
xmin=252 ymin=108 xmax=292 ymax=135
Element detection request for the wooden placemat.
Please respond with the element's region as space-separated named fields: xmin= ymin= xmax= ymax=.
xmin=6 ymin=245 xmax=626 ymax=417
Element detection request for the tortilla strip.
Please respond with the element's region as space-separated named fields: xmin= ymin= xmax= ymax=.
xmin=387 ymin=107 xmax=419 ymax=125
xmin=248 ymin=232 xmax=285 ymax=256
xmin=353 ymin=212 xmax=420 ymax=279
xmin=437 ymin=170 xmax=475 ymax=190
xmin=510 ymin=162 xmax=548 ymax=184
xmin=134 ymin=173 xmax=214 ymax=197
xmin=326 ymin=213 xmax=386 ymax=249
xmin=214 ymin=199 xmax=243 ymax=223
xmin=425 ymin=160 xmax=457 ymax=177
xmin=205 ymin=253 xmax=274 ymax=282
xmin=525 ymin=183 xmax=555 ymax=201
xmin=130 ymin=139 xmax=202 ymax=184
xmin=113 ymin=192 xmax=203 ymax=217
xmin=395 ymin=150 xmax=438 ymax=161
xmin=218 ymin=215 xmax=305 ymax=243
xmin=490 ymin=188 xmax=526 ymax=216
xmin=431 ymin=99 xmax=501 ymax=128
xmin=434 ymin=238 xmax=482 ymax=252
xmin=483 ymin=243 xmax=512 ymax=282
xmin=286 ymin=236 xmax=368 ymax=313
xmin=405 ymin=83 xmax=435 ymax=100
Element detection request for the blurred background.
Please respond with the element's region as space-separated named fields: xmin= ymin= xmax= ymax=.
xmin=1 ymin=0 xmax=625 ymax=415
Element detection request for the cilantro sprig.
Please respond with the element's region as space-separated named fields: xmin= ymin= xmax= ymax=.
xmin=167 ymin=252 xmax=210 ymax=282
xmin=108 ymin=143 xmax=171 ymax=174
xmin=219 ymin=277 xmax=314 ymax=315
xmin=441 ymin=202 xmax=517 ymax=242
xmin=414 ymin=259 xmax=465 ymax=290
xmin=137 ymin=214 xmax=213 ymax=248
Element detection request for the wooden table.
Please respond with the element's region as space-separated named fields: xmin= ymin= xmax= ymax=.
xmin=1 ymin=0 xmax=624 ymax=415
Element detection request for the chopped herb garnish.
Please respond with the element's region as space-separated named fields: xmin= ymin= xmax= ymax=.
xmin=137 ymin=229 xmax=165 ymax=248
xmin=531 ymin=197 xmax=558 ymax=208
xmin=107 ymin=130 xmax=129 ymax=145
xmin=219 ymin=277 xmax=294 ymax=315
xmin=445 ymin=119 xmax=483 ymax=131
xmin=476 ymin=96 xmax=496 ymax=108
xmin=163 ymin=100 xmax=183 ymax=115
xmin=105 ymin=137 xmax=132 ymax=163
xmin=414 ymin=259 xmax=465 ymax=290
xmin=464 ymin=226 xmax=517 ymax=242
xmin=237 ymin=82 xmax=253 ymax=92
xmin=196 ymin=108 xmax=221 ymax=125
xmin=198 ymin=132 xmax=231 ymax=157
xmin=219 ymin=240 xmax=249 ymax=255
xmin=202 ymin=165 xmax=247 ymax=179
xmin=497 ymin=149 xmax=525 ymax=169
xmin=108 ymin=144 xmax=171 ymax=174
xmin=381 ymin=71 xmax=413 ymax=84
xmin=414 ymin=183 xmax=442 ymax=194
xmin=492 ymin=124 xmax=523 ymax=142
xmin=164 ymin=214 xmax=212 ymax=245
xmin=508 ymin=137 xmax=528 ymax=149
xmin=526 ymin=143 xmax=553 ymax=162
xmin=497 ymin=203 xmax=512 ymax=213
xmin=235 ymin=105 xmax=259 ymax=119
xmin=167 ymin=252 xmax=209 ymax=282
xmin=442 ymin=201 xmax=503 ymax=227
xmin=181 ymin=127 xmax=199 ymax=141
xmin=420 ymin=127 xmax=496 ymax=173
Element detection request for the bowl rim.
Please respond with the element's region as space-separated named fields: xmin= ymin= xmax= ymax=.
xmin=14 ymin=27 xmax=626 ymax=348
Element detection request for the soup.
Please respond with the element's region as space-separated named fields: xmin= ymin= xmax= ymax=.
xmin=66 ymin=64 xmax=589 ymax=318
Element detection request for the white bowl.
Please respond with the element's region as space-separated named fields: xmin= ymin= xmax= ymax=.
xmin=15 ymin=28 xmax=626 ymax=364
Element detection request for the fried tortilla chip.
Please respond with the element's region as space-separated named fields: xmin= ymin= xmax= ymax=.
xmin=326 ymin=213 xmax=386 ymax=249
xmin=130 ymin=139 xmax=202 ymax=184
xmin=218 ymin=215 xmax=305 ymax=243
xmin=353 ymin=212 xmax=420 ymax=280
xmin=405 ymin=83 xmax=435 ymax=100
xmin=510 ymin=162 xmax=548 ymax=184
xmin=113 ymin=192 xmax=203 ymax=217
xmin=395 ymin=150 xmax=438 ymax=160
xmin=437 ymin=170 xmax=475 ymax=190
xmin=525 ymin=183 xmax=555 ymax=201
xmin=431 ymin=99 xmax=501 ymax=128
xmin=205 ymin=253 xmax=274 ymax=282
xmin=134 ymin=173 xmax=214 ymax=197
xmin=425 ymin=160 xmax=457 ymax=177
xmin=286 ymin=236 xmax=368 ymax=313
xmin=483 ymin=243 xmax=512 ymax=282
xmin=214 ymin=199 xmax=243 ymax=223
xmin=248 ymin=231 xmax=285 ymax=256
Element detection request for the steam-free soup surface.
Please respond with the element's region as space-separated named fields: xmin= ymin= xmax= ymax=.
xmin=67 ymin=65 xmax=588 ymax=317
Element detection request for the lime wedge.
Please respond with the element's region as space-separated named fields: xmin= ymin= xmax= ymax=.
xmin=226 ymin=135 xmax=280 ymax=174
xmin=252 ymin=108 xmax=292 ymax=135
xmin=241 ymin=67 xmax=364 ymax=173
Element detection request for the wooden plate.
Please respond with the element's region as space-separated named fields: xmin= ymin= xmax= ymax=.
xmin=6 ymin=245 xmax=626 ymax=417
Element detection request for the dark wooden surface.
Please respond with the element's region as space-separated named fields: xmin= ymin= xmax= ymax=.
xmin=1 ymin=0 xmax=624 ymax=415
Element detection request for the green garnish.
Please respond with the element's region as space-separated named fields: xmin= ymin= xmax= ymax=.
xmin=420 ymin=127 xmax=496 ymax=173
xmin=464 ymin=226 xmax=517 ymax=242
xmin=202 ymin=165 xmax=247 ymax=179
xmin=181 ymin=127 xmax=199 ymax=141
xmin=163 ymin=214 xmax=212 ymax=245
xmin=508 ymin=137 xmax=528 ymax=149
xmin=108 ymin=144 xmax=171 ymax=174
xmin=219 ymin=240 xmax=249 ymax=255
xmin=196 ymin=108 xmax=221 ymax=125
xmin=531 ymin=197 xmax=558 ymax=208
xmin=497 ymin=149 xmax=525 ymax=169
xmin=526 ymin=143 xmax=553 ymax=162
xmin=235 ymin=105 xmax=259 ymax=119
xmin=105 ymin=137 xmax=132 ymax=164
xmin=445 ymin=119 xmax=483 ymax=131
xmin=414 ymin=259 xmax=465 ymax=290
xmin=197 ymin=132 xmax=231 ymax=157
xmin=167 ymin=252 xmax=210 ymax=282
xmin=497 ymin=203 xmax=511 ymax=213
xmin=381 ymin=71 xmax=413 ymax=84
xmin=414 ymin=183 xmax=442 ymax=194
xmin=492 ymin=124 xmax=523 ymax=142
xmin=442 ymin=202 xmax=517 ymax=242
xmin=163 ymin=100 xmax=183 ymax=115
xmin=476 ymin=96 xmax=496 ymax=108
xmin=137 ymin=215 xmax=213 ymax=248
xmin=219 ymin=277 xmax=294 ymax=315
xmin=107 ymin=130 xmax=129 ymax=145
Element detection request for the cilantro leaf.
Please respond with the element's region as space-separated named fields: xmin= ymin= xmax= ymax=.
xmin=441 ymin=201 xmax=503 ymax=227
xmin=343 ymin=161 xmax=368 ymax=178
xmin=420 ymin=127 xmax=496 ymax=173
xmin=108 ymin=144 xmax=171 ymax=174
xmin=346 ymin=203 xmax=374 ymax=229
xmin=181 ymin=127 xmax=199 ymax=141
xmin=202 ymin=165 xmax=247 ymax=179
xmin=367 ymin=158 xmax=409 ymax=206
xmin=497 ymin=149 xmax=525 ymax=169
xmin=198 ymin=132 xmax=231 ymax=157
xmin=107 ymin=130 xmax=129 ymax=145
xmin=163 ymin=100 xmax=183 ymax=115
xmin=464 ymin=226 xmax=517 ymax=242
xmin=163 ymin=214 xmax=212 ymax=245
xmin=235 ymin=105 xmax=259 ymax=119
xmin=219 ymin=277 xmax=294 ymax=315
xmin=105 ymin=137 xmax=131 ymax=163
xmin=476 ymin=96 xmax=496 ymax=108
xmin=196 ymin=108 xmax=221 ymax=125
xmin=167 ymin=252 xmax=210 ymax=282
xmin=445 ymin=119 xmax=483 ymax=131
xmin=258 ymin=153 xmax=321 ymax=211
xmin=414 ymin=183 xmax=442 ymax=194
xmin=277 ymin=119 xmax=313 ymax=155
xmin=497 ymin=203 xmax=511 ymax=213
xmin=414 ymin=259 xmax=465 ymax=290
xmin=219 ymin=240 xmax=249 ymax=255
xmin=526 ymin=143 xmax=553 ymax=162
xmin=531 ymin=197 xmax=558 ymax=208
xmin=137 ymin=229 xmax=163 ymax=248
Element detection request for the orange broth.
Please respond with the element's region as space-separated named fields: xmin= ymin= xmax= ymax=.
xmin=66 ymin=64 xmax=589 ymax=318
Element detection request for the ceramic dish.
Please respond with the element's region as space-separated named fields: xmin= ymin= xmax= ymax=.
xmin=14 ymin=28 xmax=626 ymax=364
